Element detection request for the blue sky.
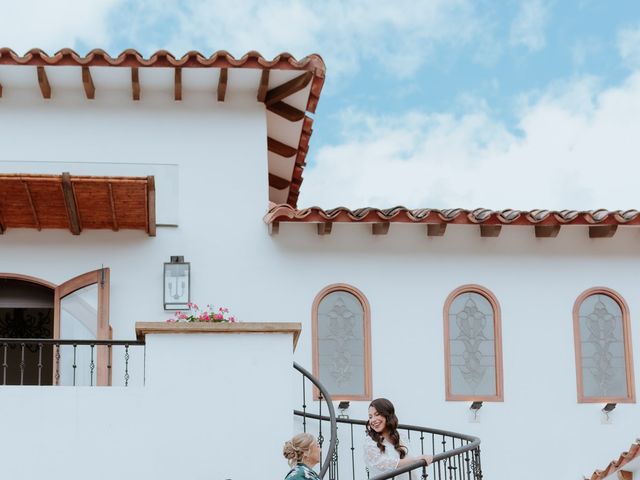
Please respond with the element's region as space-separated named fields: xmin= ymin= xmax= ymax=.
xmin=3 ymin=0 xmax=640 ymax=209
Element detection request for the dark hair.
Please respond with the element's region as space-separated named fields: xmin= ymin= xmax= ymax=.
xmin=366 ymin=398 xmax=406 ymax=459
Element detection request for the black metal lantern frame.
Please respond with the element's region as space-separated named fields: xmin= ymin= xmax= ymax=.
xmin=163 ymin=256 xmax=190 ymax=310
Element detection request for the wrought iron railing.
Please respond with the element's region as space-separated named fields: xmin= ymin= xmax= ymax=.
xmin=0 ymin=338 xmax=145 ymax=386
xmin=294 ymin=363 xmax=482 ymax=480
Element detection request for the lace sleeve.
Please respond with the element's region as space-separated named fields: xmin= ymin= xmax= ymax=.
xmin=363 ymin=437 xmax=399 ymax=472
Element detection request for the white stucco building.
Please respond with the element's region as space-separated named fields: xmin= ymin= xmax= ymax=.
xmin=0 ymin=47 xmax=638 ymax=480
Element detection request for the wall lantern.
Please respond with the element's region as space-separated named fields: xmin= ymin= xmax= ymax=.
xmin=164 ymin=256 xmax=190 ymax=310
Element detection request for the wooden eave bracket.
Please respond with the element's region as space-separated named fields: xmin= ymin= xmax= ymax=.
xmin=267 ymin=101 xmax=305 ymax=122
xmin=480 ymin=225 xmax=501 ymax=237
xmin=617 ymin=470 xmax=632 ymax=480
xmin=257 ymin=69 xmax=270 ymax=102
xmin=268 ymin=173 xmax=291 ymax=190
xmin=37 ymin=66 xmax=51 ymax=99
xmin=131 ymin=67 xmax=140 ymax=101
xmin=534 ymin=225 xmax=561 ymax=238
xmin=268 ymin=221 xmax=279 ymax=235
xmin=264 ymin=71 xmax=313 ymax=106
xmin=146 ymin=175 xmax=156 ymax=237
xmin=589 ymin=225 xmax=617 ymax=238
xmin=372 ymin=222 xmax=390 ymax=235
xmin=427 ymin=224 xmax=447 ymax=237
xmin=82 ymin=66 xmax=95 ymax=99
xmin=61 ymin=172 xmax=81 ymax=235
xmin=217 ymin=68 xmax=228 ymax=102
xmin=267 ymin=137 xmax=298 ymax=158
xmin=317 ymin=222 xmax=332 ymax=236
xmin=174 ymin=67 xmax=182 ymax=101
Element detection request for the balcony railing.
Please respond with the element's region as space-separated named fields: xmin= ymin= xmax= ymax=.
xmin=294 ymin=362 xmax=483 ymax=480
xmin=0 ymin=338 xmax=145 ymax=386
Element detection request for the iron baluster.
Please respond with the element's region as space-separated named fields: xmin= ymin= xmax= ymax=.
xmin=19 ymin=342 xmax=25 ymax=385
xmin=89 ymin=344 xmax=95 ymax=386
xmin=350 ymin=423 xmax=356 ymax=480
xmin=72 ymin=344 xmax=77 ymax=386
xmin=107 ymin=344 xmax=112 ymax=386
xmin=302 ymin=375 xmax=307 ymax=432
xmin=54 ymin=343 xmax=60 ymax=385
xmin=37 ymin=342 xmax=43 ymax=386
xmin=318 ymin=391 xmax=324 ymax=462
xmin=2 ymin=342 xmax=7 ymax=385
xmin=124 ymin=344 xmax=130 ymax=386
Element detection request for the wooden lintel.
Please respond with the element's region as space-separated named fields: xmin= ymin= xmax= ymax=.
xmin=372 ymin=222 xmax=390 ymax=235
xmin=131 ymin=67 xmax=140 ymax=101
xmin=61 ymin=172 xmax=81 ymax=235
xmin=427 ymin=224 xmax=447 ymax=237
xmin=589 ymin=225 xmax=617 ymax=238
xmin=535 ymin=225 xmax=560 ymax=238
xmin=317 ymin=222 xmax=332 ymax=236
xmin=22 ymin=181 xmax=41 ymax=230
xmin=267 ymin=137 xmax=298 ymax=158
xmin=82 ymin=66 xmax=95 ymax=99
xmin=37 ymin=66 xmax=51 ymax=99
xmin=147 ymin=175 xmax=156 ymax=237
xmin=107 ymin=183 xmax=119 ymax=231
xmin=217 ymin=68 xmax=228 ymax=102
xmin=265 ymin=71 xmax=313 ymax=106
xmin=267 ymin=101 xmax=305 ymax=122
xmin=257 ymin=69 xmax=270 ymax=102
xmin=268 ymin=222 xmax=279 ymax=235
xmin=480 ymin=225 xmax=501 ymax=237
xmin=268 ymin=173 xmax=290 ymax=190
xmin=0 ymin=81 xmax=3 ymax=98
xmin=174 ymin=67 xmax=182 ymax=101
xmin=617 ymin=470 xmax=632 ymax=480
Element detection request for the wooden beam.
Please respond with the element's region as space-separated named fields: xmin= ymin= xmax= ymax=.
xmin=268 ymin=173 xmax=290 ymax=190
xmin=82 ymin=66 xmax=95 ymax=99
xmin=217 ymin=68 xmax=228 ymax=102
xmin=0 ymin=202 xmax=5 ymax=234
xmin=265 ymin=71 xmax=313 ymax=106
xmin=37 ymin=66 xmax=51 ymax=99
xmin=0 ymin=81 xmax=3 ymax=98
xmin=427 ymin=224 xmax=447 ymax=237
xmin=267 ymin=137 xmax=298 ymax=158
xmin=147 ymin=175 xmax=156 ymax=237
xmin=268 ymin=222 xmax=279 ymax=235
xmin=257 ymin=69 xmax=270 ymax=102
xmin=372 ymin=222 xmax=390 ymax=235
xmin=22 ymin=181 xmax=41 ymax=230
xmin=317 ymin=222 xmax=332 ymax=236
xmin=589 ymin=225 xmax=617 ymax=238
xmin=61 ymin=172 xmax=81 ymax=235
xmin=535 ymin=225 xmax=560 ymax=238
xmin=267 ymin=101 xmax=305 ymax=122
xmin=174 ymin=67 xmax=182 ymax=101
xmin=107 ymin=183 xmax=118 ymax=231
xmin=618 ymin=470 xmax=633 ymax=480
xmin=131 ymin=67 xmax=140 ymax=101
xmin=480 ymin=225 xmax=501 ymax=237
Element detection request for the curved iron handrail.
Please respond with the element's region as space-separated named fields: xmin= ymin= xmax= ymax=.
xmin=293 ymin=362 xmax=338 ymax=479
xmin=293 ymin=409 xmax=481 ymax=480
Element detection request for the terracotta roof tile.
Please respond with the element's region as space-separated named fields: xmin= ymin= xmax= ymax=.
xmin=589 ymin=440 xmax=640 ymax=480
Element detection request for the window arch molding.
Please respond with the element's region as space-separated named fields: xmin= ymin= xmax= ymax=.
xmin=573 ymin=287 xmax=635 ymax=403
xmin=443 ymin=284 xmax=504 ymax=402
xmin=312 ymin=283 xmax=372 ymax=401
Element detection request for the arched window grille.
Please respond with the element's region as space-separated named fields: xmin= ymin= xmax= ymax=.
xmin=312 ymin=284 xmax=372 ymax=400
xmin=573 ymin=288 xmax=635 ymax=403
xmin=444 ymin=285 xmax=504 ymax=401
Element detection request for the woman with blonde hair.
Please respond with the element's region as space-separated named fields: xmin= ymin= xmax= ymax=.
xmin=282 ymin=432 xmax=322 ymax=480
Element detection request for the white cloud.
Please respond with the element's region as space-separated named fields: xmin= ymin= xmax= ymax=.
xmin=0 ymin=0 xmax=123 ymax=54
xmin=509 ymin=0 xmax=549 ymax=52
xmin=617 ymin=24 xmax=640 ymax=69
xmin=107 ymin=0 xmax=482 ymax=80
xmin=300 ymin=72 xmax=640 ymax=211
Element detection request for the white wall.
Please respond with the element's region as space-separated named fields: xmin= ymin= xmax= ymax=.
xmin=0 ymin=331 xmax=295 ymax=480
xmin=1 ymin=92 xmax=639 ymax=479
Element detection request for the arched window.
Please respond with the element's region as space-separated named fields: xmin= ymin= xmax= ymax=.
xmin=573 ymin=288 xmax=635 ymax=403
xmin=312 ymin=284 xmax=372 ymax=400
xmin=443 ymin=285 xmax=503 ymax=401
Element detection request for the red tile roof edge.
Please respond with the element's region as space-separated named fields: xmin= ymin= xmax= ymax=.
xmin=589 ymin=441 xmax=640 ymax=480
xmin=264 ymin=204 xmax=640 ymax=227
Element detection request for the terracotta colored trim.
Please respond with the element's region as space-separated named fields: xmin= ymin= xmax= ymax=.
xmin=267 ymin=101 xmax=305 ymax=122
xmin=135 ymin=321 xmax=302 ymax=351
xmin=217 ymin=67 xmax=228 ymax=102
xmin=265 ymin=71 xmax=313 ymax=106
xmin=589 ymin=441 xmax=640 ymax=480
xmin=268 ymin=137 xmax=298 ymax=158
xmin=37 ymin=66 xmax=51 ymax=99
xmin=174 ymin=67 xmax=182 ymax=101
xmin=443 ymin=284 xmax=504 ymax=402
xmin=146 ymin=175 xmax=156 ymax=237
xmin=573 ymin=287 xmax=636 ymax=403
xmin=81 ymin=66 xmax=95 ymax=99
xmin=618 ymin=471 xmax=632 ymax=480
xmin=257 ymin=69 xmax=270 ymax=102
xmin=269 ymin=173 xmax=290 ymax=190
xmin=312 ymin=283 xmax=373 ymax=401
